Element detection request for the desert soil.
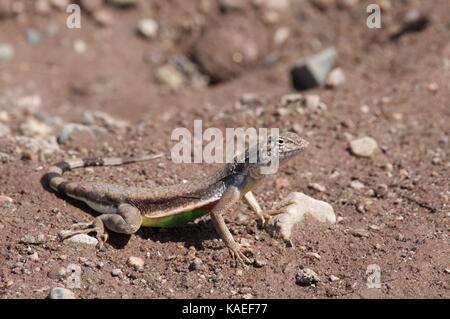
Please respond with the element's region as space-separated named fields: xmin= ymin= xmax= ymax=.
xmin=0 ymin=0 xmax=449 ymax=298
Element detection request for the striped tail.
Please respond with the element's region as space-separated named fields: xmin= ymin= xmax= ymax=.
xmin=44 ymin=154 xmax=164 ymax=193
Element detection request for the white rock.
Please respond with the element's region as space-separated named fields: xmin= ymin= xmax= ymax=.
xmin=127 ymin=256 xmax=144 ymax=270
xmin=296 ymin=268 xmax=320 ymax=286
xmin=66 ymin=234 xmax=98 ymax=246
xmin=267 ymin=192 xmax=336 ymax=242
xmin=73 ymin=40 xmax=87 ymax=54
xmin=350 ymin=180 xmax=365 ymax=190
xmin=0 ymin=43 xmax=14 ymax=61
xmin=20 ymin=117 xmax=53 ymax=137
xmin=48 ymin=287 xmax=76 ymax=299
xmin=82 ymin=111 xmax=128 ymax=130
xmin=274 ymin=27 xmax=290 ymax=46
xmin=350 ymin=136 xmax=378 ymax=157
xmin=326 ymin=67 xmax=346 ymax=88
xmin=155 ymin=64 xmax=186 ymax=90
xmin=137 ymin=19 xmax=159 ymax=39
xmin=15 ymin=136 xmax=60 ymax=155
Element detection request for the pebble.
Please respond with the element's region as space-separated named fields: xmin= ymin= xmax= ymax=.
xmin=326 ymin=67 xmax=346 ymax=88
xmin=351 ymin=228 xmax=370 ymax=238
xmin=48 ymin=287 xmax=76 ymax=299
xmin=15 ymin=136 xmax=60 ymax=155
xmin=267 ymin=192 xmax=336 ymax=242
xmin=155 ymin=64 xmax=186 ymax=90
xmin=349 ymin=136 xmax=378 ymax=158
xmin=291 ymin=47 xmax=336 ymax=91
xmin=350 ymin=180 xmax=365 ymax=190
xmin=0 ymin=43 xmax=14 ymax=61
xmin=304 ymin=95 xmax=321 ymax=111
xmin=20 ymin=117 xmax=53 ymax=137
xmin=47 ymin=267 xmax=67 ymax=280
xmin=111 ymin=268 xmax=123 ymax=277
xmin=329 ymin=275 xmax=340 ymax=282
xmin=73 ymin=40 xmax=87 ymax=54
xmin=253 ymin=258 xmax=267 ymax=268
xmin=26 ymin=29 xmax=41 ymax=44
xmin=82 ymin=111 xmax=129 ymax=130
xmin=127 ymin=256 xmax=144 ymax=270
xmin=137 ymin=19 xmax=159 ymax=39
xmin=305 ymin=252 xmax=321 ymax=260
xmin=0 ymin=195 xmax=13 ymax=207
xmin=20 ymin=234 xmax=46 ymax=245
xmin=295 ymin=268 xmax=320 ymax=286
xmin=67 ymin=234 xmax=98 ymax=246
xmin=274 ymin=27 xmax=290 ymax=46
xmin=189 ymin=258 xmax=203 ymax=271
xmin=308 ymin=183 xmax=326 ymax=192
xmin=57 ymin=123 xmax=99 ymax=144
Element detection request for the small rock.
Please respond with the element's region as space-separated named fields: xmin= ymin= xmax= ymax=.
xmin=57 ymin=123 xmax=101 ymax=144
xmin=137 ymin=19 xmax=159 ymax=39
xmin=20 ymin=117 xmax=53 ymax=137
xmin=155 ymin=64 xmax=186 ymax=90
xmin=29 ymin=251 xmax=39 ymax=261
xmin=26 ymin=29 xmax=41 ymax=44
xmin=308 ymin=183 xmax=326 ymax=192
xmin=0 ymin=195 xmax=13 ymax=208
xmin=329 ymin=275 xmax=340 ymax=282
xmin=127 ymin=256 xmax=144 ymax=270
xmin=296 ymin=268 xmax=320 ymax=286
xmin=189 ymin=258 xmax=203 ymax=271
xmin=349 ymin=136 xmax=378 ymax=158
xmin=82 ymin=111 xmax=128 ymax=131
xmin=73 ymin=40 xmax=87 ymax=54
xmin=66 ymin=234 xmax=98 ymax=246
xmin=111 ymin=268 xmax=123 ymax=277
xmin=350 ymin=180 xmax=365 ymax=190
xmin=291 ymin=47 xmax=337 ymax=91
xmin=390 ymin=9 xmax=430 ymax=40
xmin=267 ymin=192 xmax=336 ymax=242
xmin=48 ymin=287 xmax=76 ymax=299
xmin=15 ymin=95 xmax=42 ymax=112
xmin=326 ymin=67 xmax=346 ymax=88
xmin=306 ymin=252 xmax=321 ymax=260
xmin=47 ymin=267 xmax=67 ymax=280
xmin=351 ymin=228 xmax=370 ymax=238
xmin=304 ymin=95 xmax=321 ymax=111
xmin=0 ymin=43 xmax=14 ymax=61
xmin=20 ymin=234 xmax=46 ymax=245
xmin=253 ymin=258 xmax=267 ymax=268
xmin=15 ymin=136 xmax=60 ymax=155
xmin=274 ymin=27 xmax=290 ymax=46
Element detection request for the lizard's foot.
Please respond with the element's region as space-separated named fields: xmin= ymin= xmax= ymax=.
xmin=260 ymin=199 xmax=297 ymax=225
xmin=229 ymin=244 xmax=254 ymax=266
xmin=58 ymin=219 xmax=107 ymax=249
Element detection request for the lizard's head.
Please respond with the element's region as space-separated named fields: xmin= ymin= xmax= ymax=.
xmin=236 ymin=131 xmax=308 ymax=178
xmin=272 ymin=131 xmax=309 ymax=163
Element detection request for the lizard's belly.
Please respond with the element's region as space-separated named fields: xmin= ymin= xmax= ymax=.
xmin=141 ymin=207 xmax=211 ymax=227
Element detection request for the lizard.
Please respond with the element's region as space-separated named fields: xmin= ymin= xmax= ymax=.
xmin=43 ymin=132 xmax=309 ymax=264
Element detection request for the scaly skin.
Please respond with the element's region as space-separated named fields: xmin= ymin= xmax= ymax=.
xmin=43 ymin=132 xmax=309 ymax=264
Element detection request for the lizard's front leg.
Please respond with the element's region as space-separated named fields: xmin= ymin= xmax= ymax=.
xmin=210 ymin=187 xmax=253 ymax=265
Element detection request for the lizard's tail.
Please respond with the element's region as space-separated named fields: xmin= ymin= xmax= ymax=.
xmin=43 ymin=153 xmax=164 ymax=192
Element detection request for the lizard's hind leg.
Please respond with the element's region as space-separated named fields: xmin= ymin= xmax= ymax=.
xmin=59 ymin=203 xmax=142 ymax=249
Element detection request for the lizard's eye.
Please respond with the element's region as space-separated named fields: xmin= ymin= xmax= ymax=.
xmin=277 ymin=138 xmax=284 ymax=145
